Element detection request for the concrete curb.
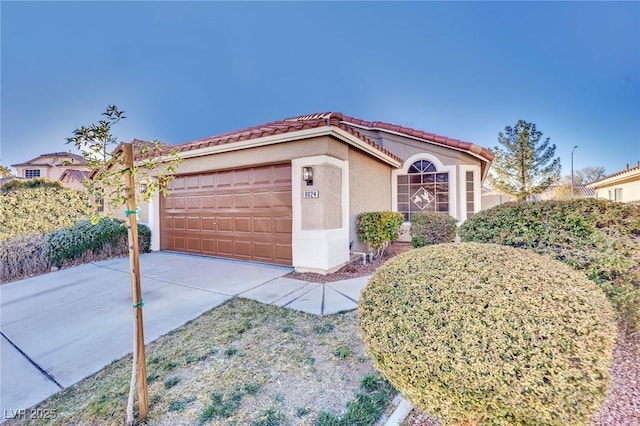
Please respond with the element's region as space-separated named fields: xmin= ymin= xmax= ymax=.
xmin=383 ymin=396 xmax=414 ymax=426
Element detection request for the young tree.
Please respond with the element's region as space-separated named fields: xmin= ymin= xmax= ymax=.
xmin=67 ymin=106 xmax=180 ymax=424
xmin=489 ymin=120 xmax=561 ymax=200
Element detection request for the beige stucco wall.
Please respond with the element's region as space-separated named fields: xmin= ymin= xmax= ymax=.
xmin=301 ymin=164 xmax=342 ymax=230
xmin=348 ymin=148 xmax=393 ymax=252
xmin=356 ymin=129 xmax=480 ymax=166
xmin=174 ymin=136 xmax=349 ymax=175
xmin=592 ymin=177 xmax=640 ymax=204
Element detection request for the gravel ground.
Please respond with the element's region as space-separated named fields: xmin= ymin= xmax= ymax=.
xmin=285 ymin=242 xmax=412 ymax=283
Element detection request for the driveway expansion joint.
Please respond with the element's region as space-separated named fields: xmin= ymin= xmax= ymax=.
xmin=1 ymin=330 xmax=63 ymax=390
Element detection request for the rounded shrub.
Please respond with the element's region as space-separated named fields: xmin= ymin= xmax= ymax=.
xmin=359 ymin=242 xmax=616 ymax=425
xmin=459 ymin=199 xmax=640 ymax=331
xmin=409 ymin=211 xmax=457 ymax=247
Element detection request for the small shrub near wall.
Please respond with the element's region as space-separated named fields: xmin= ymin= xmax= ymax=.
xmin=357 ymin=211 xmax=404 ymax=259
xmin=409 ymin=211 xmax=457 ymax=247
xmin=359 ymin=243 xmax=616 ymax=425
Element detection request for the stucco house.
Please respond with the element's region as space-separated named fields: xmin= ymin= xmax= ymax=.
xmin=587 ymin=163 xmax=640 ymax=204
xmin=142 ymin=112 xmax=493 ymax=274
xmin=59 ymin=169 xmax=91 ymax=191
xmin=11 ymin=152 xmax=88 ymax=183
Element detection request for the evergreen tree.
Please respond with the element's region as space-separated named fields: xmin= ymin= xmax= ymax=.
xmin=489 ymin=120 xmax=561 ymax=200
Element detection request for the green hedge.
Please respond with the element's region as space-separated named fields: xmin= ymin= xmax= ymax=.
xmin=357 ymin=211 xmax=404 ymax=258
xmin=409 ymin=211 xmax=457 ymax=248
xmin=0 ymin=179 xmax=93 ymax=240
xmin=47 ymin=218 xmax=151 ymax=268
xmin=359 ymin=243 xmax=616 ymax=425
xmin=459 ymin=199 xmax=640 ymax=331
xmin=1 ymin=218 xmax=151 ymax=282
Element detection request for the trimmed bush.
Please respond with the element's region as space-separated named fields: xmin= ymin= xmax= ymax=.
xmin=1 ymin=218 xmax=152 ymax=282
xmin=409 ymin=211 xmax=457 ymax=247
xmin=459 ymin=199 xmax=640 ymax=331
xmin=0 ymin=180 xmax=93 ymax=240
xmin=357 ymin=211 xmax=404 ymax=258
xmin=46 ymin=217 xmax=151 ymax=268
xmin=359 ymin=243 xmax=616 ymax=425
xmin=0 ymin=235 xmax=50 ymax=282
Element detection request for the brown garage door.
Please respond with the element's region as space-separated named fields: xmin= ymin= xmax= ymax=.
xmin=160 ymin=163 xmax=292 ymax=265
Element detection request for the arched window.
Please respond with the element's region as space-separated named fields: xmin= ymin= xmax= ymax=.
xmin=397 ymin=160 xmax=449 ymax=220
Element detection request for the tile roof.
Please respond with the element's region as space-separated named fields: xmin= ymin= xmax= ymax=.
xmin=588 ymin=163 xmax=640 ymax=186
xmin=337 ymin=114 xmax=494 ymax=162
xmin=160 ymin=113 xmax=403 ymax=164
xmin=12 ymin=151 xmax=87 ymax=167
xmin=160 ymin=112 xmax=492 ymax=168
xmin=59 ymin=169 xmax=90 ymax=181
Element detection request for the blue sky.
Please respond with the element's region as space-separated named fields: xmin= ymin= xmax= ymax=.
xmin=2 ymin=1 xmax=639 ymax=177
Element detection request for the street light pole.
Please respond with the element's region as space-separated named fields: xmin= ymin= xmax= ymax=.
xmin=571 ymin=145 xmax=578 ymax=199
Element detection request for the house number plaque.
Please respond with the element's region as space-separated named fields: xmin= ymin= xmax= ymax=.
xmin=303 ymin=190 xmax=320 ymax=199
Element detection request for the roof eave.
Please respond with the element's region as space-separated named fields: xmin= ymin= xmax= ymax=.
xmin=171 ymin=126 xmax=402 ymax=168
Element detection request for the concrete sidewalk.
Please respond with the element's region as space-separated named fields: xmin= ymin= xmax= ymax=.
xmin=0 ymin=252 xmax=370 ymax=418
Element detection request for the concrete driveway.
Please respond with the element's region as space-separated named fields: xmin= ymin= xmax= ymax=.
xmin=0 ymin=252 xmax=290 ymax=417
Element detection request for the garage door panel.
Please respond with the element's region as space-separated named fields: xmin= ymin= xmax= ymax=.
xmin=234 ymin=193 xmax=251 ymax=208
xmin=202 ymin=239 xmax=216 ymax=254
xmin=217 ymin=217 xmax=233 ymax=231
xmin=272 ymin=191 xmax=291 ymax=207
xmin=174 ymin=197 xmax=186 ymax=209
xmin=187 ymin=237 xmax=201 ymax=251
xmin=273 ymin=164 xmax=290 ymax=183
xmin=186 ymin=195 xmax=200 ymax=209
xmin=274 ymin=217 xmax=292 ymax=234
xmin=217 ymin=194 xmax=233 ymax=209
xmin=217 ymin=171 xmax=233 ymax=187
xmin=253 ymin=168 xmax=271 ymax=184
xmin=186 ymin=176 xmax=199 ymax=188
xmin=201 ymin=174 xmax=215 ymax=187
xmin=161 ymin=164 xmax=292 ymax=265
xmin=174 ymin=237 xmax=186 ymax=251
xmin=253 ymin=193 xmax=271 ymax=208
xmin=202 ymin=218 xmax=216 ymax=231
xmin=235 ymin=217 xmax=252 ymax=232
xmin=187 ymin=217 xmax=200 ymax=230
xmin=253 ymin=217 xmax=272 ymax=233
xmin=174 ymin=217 xmax=186 ymax=230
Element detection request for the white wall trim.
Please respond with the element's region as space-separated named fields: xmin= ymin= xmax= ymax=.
xmin=458 ymin=164 xmax=482 ymax=222
xmin=148 ymin=181 xmax=161 ymax=251
xmin=391 ymin=153 xmax=458 ymax=221
xmin=291 ymin=155 xmax=350 ymax=273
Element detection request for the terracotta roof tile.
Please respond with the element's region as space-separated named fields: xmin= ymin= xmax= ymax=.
xmin=146 ymin=112 xmax=493 ymax=169
xmin=59 ymin=169 xmax=90 ymax=181
xmin=339 ymin=114 xmax=495 ymax=162
xmin=157 ymin=113 xmax=402 ymax=164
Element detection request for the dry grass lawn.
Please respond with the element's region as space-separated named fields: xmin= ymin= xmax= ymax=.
xmin=6 ymin=298 xmax=395 ymax=426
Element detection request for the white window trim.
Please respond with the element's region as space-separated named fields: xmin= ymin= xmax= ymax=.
xmin=391 ymin=153 xmax=457 ymax=221
xmin=458 ymin=165 xmax=481 ymax=222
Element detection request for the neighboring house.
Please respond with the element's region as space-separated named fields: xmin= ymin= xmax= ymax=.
xmin=59 ymin=169 xmax=90 ymax=192
xmin=536 ymin=184 xmax=596 ymax=201
xmin=587 ymin=163 xmax=640 ymax=204
xmin=11 ymin=152 xmax=89 ymax=183
xmin=141 ymin=112 xmax=493 ymax=274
